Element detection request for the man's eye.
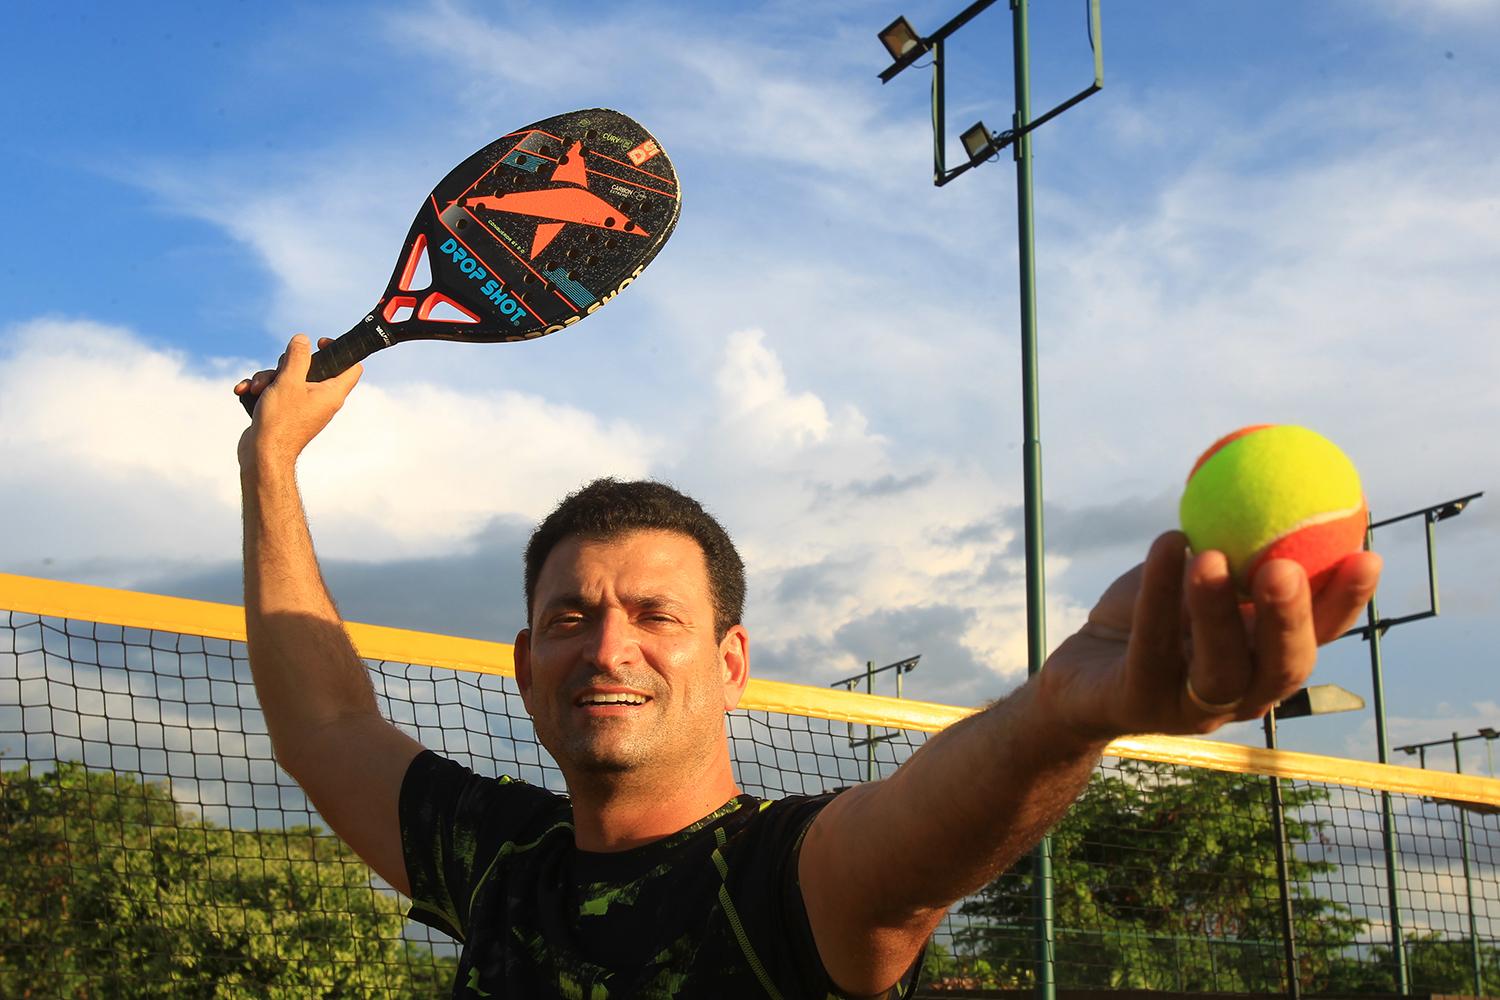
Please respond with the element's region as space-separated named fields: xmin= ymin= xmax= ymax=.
xmin=548 ymin=614 xmax=585 ymax=629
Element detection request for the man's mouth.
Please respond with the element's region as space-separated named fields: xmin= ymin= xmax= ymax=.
xmin=575 ymin=692 xmax=650 ymax=707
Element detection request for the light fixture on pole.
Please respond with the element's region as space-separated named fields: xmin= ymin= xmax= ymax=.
xmin=878 ymin=16 xmax=924 ymax=61
xmin=960 ymin=122 xmax=997 ymax=163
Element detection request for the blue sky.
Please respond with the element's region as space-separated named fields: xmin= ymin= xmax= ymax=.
xmin=2 ymin=0 xmax=1497 ymax=766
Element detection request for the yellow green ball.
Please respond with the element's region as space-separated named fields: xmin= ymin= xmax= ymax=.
xmin=1179 ymin=424 xmax=1366 ymax=594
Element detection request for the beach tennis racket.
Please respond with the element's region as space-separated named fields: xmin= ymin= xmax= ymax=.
xmin=237 ymin=108 xmax=680 ymax=415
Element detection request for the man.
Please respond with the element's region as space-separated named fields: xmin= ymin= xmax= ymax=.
xmin=235 ymin=336 xmax=1382 ymax=998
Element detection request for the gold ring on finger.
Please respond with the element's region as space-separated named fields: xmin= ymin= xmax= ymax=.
xmin=1185 ymin=676 xmax=1243 ymax=715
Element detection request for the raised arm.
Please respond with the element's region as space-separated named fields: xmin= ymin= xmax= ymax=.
xmin=797 ymin=532 xmax=1383 ymax=996
xmin=237 ymin=335 xmax=424 ymax=896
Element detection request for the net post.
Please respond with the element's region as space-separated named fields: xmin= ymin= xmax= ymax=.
xmin=1364 ymin=515 xmax=1409 ymax=994
xmin=1452 ymin=733 xmax=1483 ymax=998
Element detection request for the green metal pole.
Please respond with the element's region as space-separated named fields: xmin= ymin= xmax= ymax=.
xmin=867 ymin=661 xmax=876 ymax=782
xmin=1010 ymin=1 xmax=1054 ymax=997
xmin=931 ymin=39 xmax=946 ymax=184
xmin=1451 ymin=733 xmax=1482 ymax=998
xmin=1425 ymin=514 xmax=1441 ymax=616
xmin=1264 ymin=709 xmax=1302 ymax=998
xmin=1364 ymin=519 xmax=1408 ymax=994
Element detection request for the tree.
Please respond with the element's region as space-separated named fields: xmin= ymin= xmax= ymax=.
xmin=954 ymin=760 xmax=1368 ymax=993
xmin=0 ymin=763 xmax=457 ymax=997
xmin=1355 ymin=931 xmax=1500 ymax=997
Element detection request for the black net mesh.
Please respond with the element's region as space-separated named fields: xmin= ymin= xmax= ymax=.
xmin=2 ymin=609 xmax=1497 ymax=996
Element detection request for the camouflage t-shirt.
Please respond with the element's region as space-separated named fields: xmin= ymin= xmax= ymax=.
xmin=399 ymin=751 xmax=912 ymax=999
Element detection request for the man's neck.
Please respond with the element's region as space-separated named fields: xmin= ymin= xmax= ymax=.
xmin=565 ymin=756 xmax=741 ymax=852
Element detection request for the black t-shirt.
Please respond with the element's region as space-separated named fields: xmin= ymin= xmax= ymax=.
xmin=400 ymin=750 xmax=915 ymax=999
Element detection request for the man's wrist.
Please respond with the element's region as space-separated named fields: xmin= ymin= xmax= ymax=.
xmin=1030 ymin=659 xmax=1122 ymax=758
xmin=238 ymin=431 xmax=297 ymax=477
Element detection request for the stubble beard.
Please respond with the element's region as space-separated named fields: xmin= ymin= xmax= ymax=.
xmin=546 ymin=693 xmax=724 ymax=781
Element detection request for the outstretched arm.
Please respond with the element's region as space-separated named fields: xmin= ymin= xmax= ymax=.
xmin=797 ymin=532 xmax=1382 ymax=996
xmin=238 ymin=335 xmax=424 ymax=895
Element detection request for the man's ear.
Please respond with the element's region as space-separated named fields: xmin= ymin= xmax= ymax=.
xmin=514 ymin=628 xmax=533 ymax=708
xmin=719 ymin=625 xmax=750 ymax=712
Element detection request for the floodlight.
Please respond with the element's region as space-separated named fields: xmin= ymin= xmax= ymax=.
xmin=960 ymin=122 xmax=993 ymax=161
xmin=878 ymin=16 xmax=923 ymax=60
xmin=1434 ymin=499 xmax=1470 ymax=521
xmin=1276 ymin=684 xmax=1365 ymax=721
xmin=1480 ymin=727 xmax=1499 ymax=739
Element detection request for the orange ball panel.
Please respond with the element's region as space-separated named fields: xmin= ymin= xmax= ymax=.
xmin=1244 ymin=500 xmax=1368 ymax=595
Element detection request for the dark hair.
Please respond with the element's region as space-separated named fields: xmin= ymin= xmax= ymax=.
xmin=524 ymin=479 xmax=746 ymax=639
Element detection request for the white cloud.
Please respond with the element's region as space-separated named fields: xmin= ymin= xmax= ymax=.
xmin=715 ymin=329 xmax=835 ymax=453
xmin=1033 ymin=95 xmax=1500 ymax=512
xmin=138 ymin=154 xmax=435 ymax=345
xmin=0 ymin=319 xmax=248 ymax=569
xmin=665 ymin=327 xmax=1087 ymax=693
xmin=1374 ymin=0 xmax=1500 ymax=31
xmin=0 ymin=319 xmax=658 ymax=577
xmin=301 ymin=379 xmax=658 ymax=557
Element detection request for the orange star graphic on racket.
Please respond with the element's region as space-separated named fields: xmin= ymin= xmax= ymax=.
xmin=460 ymin=140 xmax=649 ymax=260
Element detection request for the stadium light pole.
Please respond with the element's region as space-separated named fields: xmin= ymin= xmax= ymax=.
xmin=1395 ymin=727 xmax=1500 ymax=999
xmin=877 ymin=6 xmax=1102 ymax=998
xmin=1264 ymin=684 xmax=1366 ymax=999
xmin=1340 ymin=490 xmax=1483 ymax=996
xmin=831 ymin=655 xmax=921 ymax=781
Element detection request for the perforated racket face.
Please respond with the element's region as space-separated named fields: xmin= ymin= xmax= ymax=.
xmin=375 ymin=109 xmax=680 ymax=346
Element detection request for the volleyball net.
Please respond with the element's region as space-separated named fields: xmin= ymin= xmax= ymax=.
xmin=2 ymin=573 xmax=1497 ymax=997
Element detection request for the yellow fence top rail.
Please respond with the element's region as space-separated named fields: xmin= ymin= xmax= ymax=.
xmin=3 ymin=571 xmax=1497 ymax=809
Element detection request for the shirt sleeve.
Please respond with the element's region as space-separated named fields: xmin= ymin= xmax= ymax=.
xmin=737 ymin=793 xmax=927 ymax=1000
xmin=397 ymin=750 xmax=565 ymax=941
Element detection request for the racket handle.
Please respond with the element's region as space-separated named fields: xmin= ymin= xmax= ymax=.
xmin=238 ymin=321 xmax=390 ymax=416
xmin=307 ymin=321 xmax=389 ymax=382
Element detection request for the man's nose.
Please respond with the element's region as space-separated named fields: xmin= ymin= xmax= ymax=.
xmin=584 ymin=609 xmax=636 ymax=671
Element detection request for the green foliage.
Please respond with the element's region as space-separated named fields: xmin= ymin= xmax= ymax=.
xmin=956 ymin=760 xmax=1368 ymax=993
xmin=0 ymin=763 xmax=457 ymax=997
xmin=919 ymin=939 xmax=960 ymax=984
xmin=1357 ymin=931 xmax=1500 ymax=997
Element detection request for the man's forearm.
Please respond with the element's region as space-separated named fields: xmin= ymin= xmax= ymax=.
xmin=824 ymin=675 xmax=1104 ymax=919
xmin=241 ymin=456 xmax=380 ymax=774
xmin=798 ymin=671 xmax=1105 ymax=994
xmin=232 ymin=340 xmax=422 ymax=894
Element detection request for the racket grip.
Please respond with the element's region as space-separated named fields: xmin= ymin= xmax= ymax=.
xmin=307 ymin=323 xmax=388 ymax=382
xmin=238 ymin=323 xmax=389 ymax=417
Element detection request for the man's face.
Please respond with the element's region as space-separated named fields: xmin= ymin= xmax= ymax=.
xmin=515 ymin=529 xmax=748 ymax=778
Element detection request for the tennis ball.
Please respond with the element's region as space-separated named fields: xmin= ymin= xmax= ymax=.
xmin=1179 ymin=424 xmax=1366 ymax=594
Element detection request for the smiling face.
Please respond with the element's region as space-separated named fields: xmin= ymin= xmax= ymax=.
xmin=515 ymin=529 xmax=749 ymax=783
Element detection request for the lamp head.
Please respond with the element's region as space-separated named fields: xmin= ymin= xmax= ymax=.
xmin=878 ymin=16 xmax=923 ymax=60
xmin=1277 ymin=684 xmax=1366 ymax=720
xmin=1433 ymin=500 xmax=1469 ymax=521
xmin=960 ymin=122 xmax=993 ymax=161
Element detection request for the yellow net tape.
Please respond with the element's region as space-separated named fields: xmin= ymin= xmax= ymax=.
xmin=2 ymin=571 xmax=1494 ymax=809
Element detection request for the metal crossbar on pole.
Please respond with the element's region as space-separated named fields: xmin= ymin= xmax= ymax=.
xmin=831 ymin=656 xmax=922 ymax=781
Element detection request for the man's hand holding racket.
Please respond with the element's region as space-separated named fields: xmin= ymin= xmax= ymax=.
xmin=236 ymin=335 xmax=362 ymax=470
